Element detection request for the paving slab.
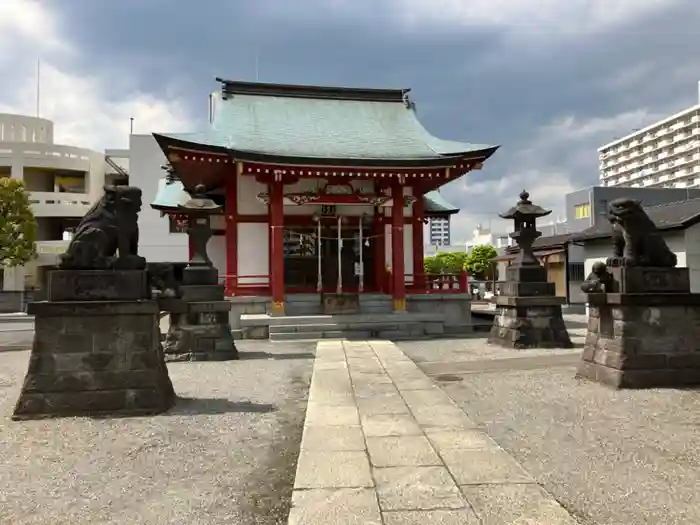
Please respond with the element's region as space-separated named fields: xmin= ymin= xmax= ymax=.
xmin=366 ymin=436 xmax=442 ymax=467
xmin=382 ymin=509 xmax=481 ymax=525
xmin=287 ymin=488 xmax=381 ymax=525
xmin=374 ymin=466 xmax=467 ymax=511
xmin=294 ymin=450 xmax=373 ymax=489
xmin=301 ymin=425 xmax=366 ymax=451
xmin=304 ymin=402 xmax=360 ymax=426
xmin=288 ymin=339 xmax=577 ymax=524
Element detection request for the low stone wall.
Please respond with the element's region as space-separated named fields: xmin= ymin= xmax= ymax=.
xmin=0 ymin=291 xmax=35 ymax=313
xmin=227 ymin=296 xmax=270 ymax=339
xmin=406 ymin=293 xmax=473 ymax=335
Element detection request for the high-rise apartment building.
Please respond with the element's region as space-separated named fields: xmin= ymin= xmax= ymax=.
xmin=598 ymin=83 xmax=700 ymax=189
xmin=428 ymin=216 xmax=451 ymax=246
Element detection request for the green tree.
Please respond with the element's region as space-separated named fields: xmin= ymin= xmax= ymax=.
xmin=0 ymin=178 xmax=37 ymax=267
xmin=424 ymin=251 xmax=468 ymax=274
xmin=464 ymin=244 xmax=498 ymax=280
xmin=423 ymin=255 xmax=443 ymax=274
xmin=437 ymin=252 xmax=468 ymax=274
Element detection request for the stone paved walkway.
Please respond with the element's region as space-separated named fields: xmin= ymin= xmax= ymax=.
xmin=288 ymin=340 xmax=579 ymax=525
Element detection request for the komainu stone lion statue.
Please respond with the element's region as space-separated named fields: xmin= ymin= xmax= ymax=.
xmin=59 ymin=184 xmax=147 ymax=270
xmin=606 ymin=198 xmax=677 ymax=268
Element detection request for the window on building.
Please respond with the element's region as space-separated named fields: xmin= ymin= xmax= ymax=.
xmin=568 ymin=263 xmax=585 ymax=282
xmin=574 ymin=203 xmax=591 ymax=219
xmin=597 ymin=199 xmax=608 ymax=215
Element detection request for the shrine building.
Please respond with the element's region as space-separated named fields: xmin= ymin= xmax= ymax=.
xmin=144 ymin=79 xmax=498 ymax=330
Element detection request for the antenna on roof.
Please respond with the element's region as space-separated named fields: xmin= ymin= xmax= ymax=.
xmin=36 ymin=57 xmax=41 ymax=117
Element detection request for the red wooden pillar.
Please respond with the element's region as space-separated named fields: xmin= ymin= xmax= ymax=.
xmin=412 ymin=193 xmax=425 ymax=292
xmin=372 ymin=213 xmax=385 ymax=292
xmin=188 ymin=237 xmax=195 ymax=261
xmin=224 ymin=163 xmax=239 ymax=296
xmin=391 ymin=183 xmax=406 ymax=311
xmin=269 ymin=176 xmax=285 ymax=315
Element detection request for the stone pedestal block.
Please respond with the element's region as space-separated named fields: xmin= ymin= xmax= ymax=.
xmin=576 ymin=293 xmax=700 ymax=389
xmin=489 ymin=296 xmax=572 ymax=349
xmin=47 ymin=270 xmax=149 ymax=301
xmin=607 ymin=266 xmax=690 ymax=294
xmin=163 ymin=284 xmax=238 ymax=362
xmin=13 ymin=299 xmax=175 ymax=420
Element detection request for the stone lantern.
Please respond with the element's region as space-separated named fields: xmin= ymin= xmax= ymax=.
xmin=488 ymin=189 xmax=572 ymax=349
xmin=499 ymin=190 xmax=551 ymax=270
xmin=179 ymin=184 xmax=221 ymax=286
xmin=163 ymin=183 xmax=238 ymax=361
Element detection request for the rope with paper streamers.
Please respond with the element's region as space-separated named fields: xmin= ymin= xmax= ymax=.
xmin=282 ymin=227 xmax=386 ymax=242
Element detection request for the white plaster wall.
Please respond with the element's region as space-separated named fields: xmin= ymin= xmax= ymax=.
xmin=385 ymin=224 xmax=391 ymax=267
xmin=238 ymin=222 xmax=269 ymax=284
xmin=208 ymin=235 xmax=226 ymax=276
xmin=129 ymin=134 xmax=188 ymax=262
xmin=404 ymin=224 xmax=414 ymax=279
xmin=238 ymin=175 xmax=268 ymax=215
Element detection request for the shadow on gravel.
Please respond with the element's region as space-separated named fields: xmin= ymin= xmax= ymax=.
xmin=238 ymin=351 xmax=315 ymax=361
xmin=169 ymin=397 xmax=278 ymax=415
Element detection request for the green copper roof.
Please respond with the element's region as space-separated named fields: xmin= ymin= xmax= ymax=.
xmin=155 ymin=80 xmax=499 ymax=165
xmin=424 ymin=190 xmax=459 ymax=216
xmin=150 ymin=179 xmax=189 ymax=210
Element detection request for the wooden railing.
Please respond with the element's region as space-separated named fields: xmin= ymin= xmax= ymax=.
xmin=407 ymin=272 xmax=468 ymax=294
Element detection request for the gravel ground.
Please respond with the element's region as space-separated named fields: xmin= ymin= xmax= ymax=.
xmin=398 ymin=334 xmax=700 ymax=525
xmin=0 ymin=341 xmax=314 ymax=525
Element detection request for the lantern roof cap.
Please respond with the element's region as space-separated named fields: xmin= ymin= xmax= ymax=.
xmin=178 ymin=184 xmax=222 ymax=213
xmin=498 ymin=189 xmax=552 ymax=220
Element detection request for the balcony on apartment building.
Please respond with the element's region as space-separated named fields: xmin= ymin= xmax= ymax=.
xmin=23 ymin=167 xmax=92 ymax=217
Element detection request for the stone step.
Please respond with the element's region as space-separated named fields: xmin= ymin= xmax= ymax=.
xmin=268 ymin=322 xmax=427 ymax=334
xmin=240 ymin=312 xmax=444 ymax=327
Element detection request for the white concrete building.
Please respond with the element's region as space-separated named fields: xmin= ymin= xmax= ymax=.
xmin=0 ymin=114 xmax=107 ymax=293
xmin=598 ymin=82 xmax=700 ymax=189
xmin=466 ymin=224 xmax=511 ymax=251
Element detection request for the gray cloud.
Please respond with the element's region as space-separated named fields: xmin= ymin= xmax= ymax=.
xmin=45 ymin=0 xmax=700 ymax=239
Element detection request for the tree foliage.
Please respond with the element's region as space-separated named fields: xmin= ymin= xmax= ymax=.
xmin=423 ymin=251 xmax=468 ymax=274
xmin=464 ymin=244 xmax=498 ymax=280
xmin=0 ymin=178 xmax=37 ymax=267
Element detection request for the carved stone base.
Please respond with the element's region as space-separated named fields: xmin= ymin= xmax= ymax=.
xmin=162 ymin=284 xmax=238 ymax=362
xmin=489 ymin=296 xmax=572 ymax=349
xmin=47 ymin=269 xmax=149 ymax=301
xmin=13 ymin=300 xmax=175 ymax=420
xmin=576 ymin=295 xmax=700 ymax=389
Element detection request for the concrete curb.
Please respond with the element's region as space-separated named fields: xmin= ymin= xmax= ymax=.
xmin=288 ymin=339 xmax=580 ymax=525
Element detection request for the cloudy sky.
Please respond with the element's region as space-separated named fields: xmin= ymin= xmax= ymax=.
xmin=2 ymin=0 xmax=699 ymax=241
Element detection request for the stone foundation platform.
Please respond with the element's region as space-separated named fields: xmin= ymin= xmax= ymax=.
xmin=163 ymin=284 xmax=238 ymax=361
xmin=13 ymin=293 xmax=175 ymax=420
xmin=576 ymin=292 xmax=700 ymax=389
xmin=489 ymin=295 xmax=572 ymax=349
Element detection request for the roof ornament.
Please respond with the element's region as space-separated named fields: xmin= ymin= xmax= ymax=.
xmin=402 ymin=91 xmax=413 ymax=109
xmin=162 ymin=163 xmax=178 ymax=185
